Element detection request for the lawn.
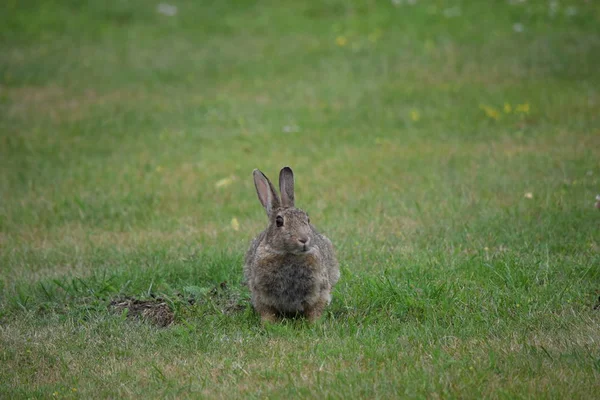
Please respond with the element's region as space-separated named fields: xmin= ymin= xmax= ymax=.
xmin=1 ymin=0 xmax=600 ymax=398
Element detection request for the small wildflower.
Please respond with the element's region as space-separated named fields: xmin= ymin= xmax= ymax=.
xmin=231 ymin=217 xmax=240 ymax=231
xmin=282 ymin=124 xmax=299 ymax=133
xmin=484 ymin=247 xmax=489 ymax=252
xmin=515 ymin=103 xmax=530 ymax=114
xmin=513 ymin=23 xmax=524 ymax=33
xmin=479 ymin=105 xmax=500 ymax=121
xmin=52 ymin=392 xmax=59 ymax=397
xmin=524 ymin=192 xmax=533 ymax=199
xmin=156 ymin=3 xmax=177 ymax=16
xmin=335 ymin=36 xmax=347 ymax=46
xmin=503 ymin=103 xmax=512 ymax=113
xmin=410 ymin=109 xmax=420 ymax=122
xmin=516 ymin=303 xmax=521 ymax=308
xmin=72 ymin=388 xmax=78 ymax=392
xmin=215 ymin=176 xmax=235 ymax=188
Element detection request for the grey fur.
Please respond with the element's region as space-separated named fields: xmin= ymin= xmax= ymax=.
xmin=279 ymin=166 xmax=295 ymax=208
xmin=253 ymin=169 xmax=279 ymax=215
xmin=244 ymin=167 xmax=340 ymax=323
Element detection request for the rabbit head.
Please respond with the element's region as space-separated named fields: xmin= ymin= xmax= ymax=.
xmin=253 ymin=167 xmax=314 ymax=254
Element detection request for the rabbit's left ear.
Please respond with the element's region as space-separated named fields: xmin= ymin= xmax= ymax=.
xmin=279 ymin=166 xmax=295 ymax=208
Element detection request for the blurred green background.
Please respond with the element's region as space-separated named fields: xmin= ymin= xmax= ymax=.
xmin=1 ymin=0 xmax=599 ymax=398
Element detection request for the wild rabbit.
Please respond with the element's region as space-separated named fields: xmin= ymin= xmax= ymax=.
xmin=244 ymin=167 xmax=339 ymax=323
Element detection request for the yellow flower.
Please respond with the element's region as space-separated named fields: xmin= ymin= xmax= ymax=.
xmin=335 ymin=36 xmax=347 ymax=46
xmin=503 ymin=103 xmax=512 ymax=113
xmin=215 ymin=176 xmax=234 ymax=188
xmin=231 ymin=217 xmax=240 ymax=231
xmin=72 ymin=388 xmax=78 ymax=392
xmin=479 ymin=105 xmax=500 ymax=120
xmin=410 ymin=109 xmax=420 ymax=122
xmin=515 ymin=103 xmax=530 ymax=114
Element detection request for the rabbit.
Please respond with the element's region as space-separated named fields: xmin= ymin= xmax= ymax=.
xmin=244 ymin=167 xmax=339 ymax=323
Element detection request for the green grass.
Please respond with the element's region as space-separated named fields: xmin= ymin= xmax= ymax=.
xmin=1 ymin=0 xmax=600 ymax=398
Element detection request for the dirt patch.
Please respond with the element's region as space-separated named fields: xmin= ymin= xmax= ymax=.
xmin=110 ymin=297 xmax=174 ymax=327
xmin=108 ymin=282 xmax=245 ymax=327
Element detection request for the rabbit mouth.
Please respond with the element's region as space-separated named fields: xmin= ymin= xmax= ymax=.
xmin=289 ymin=244 xmax=311 ymax=254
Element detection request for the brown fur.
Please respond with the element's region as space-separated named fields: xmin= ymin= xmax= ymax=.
xmin=244 ymin=167 xmax=339 ymax=323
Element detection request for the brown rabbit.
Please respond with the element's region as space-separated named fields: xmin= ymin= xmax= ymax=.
xmin=244 ymin=167 xmax=339 ymax=323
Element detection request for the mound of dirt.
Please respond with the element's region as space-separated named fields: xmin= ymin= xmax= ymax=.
xmin=110 ymin=297 xmax=174 ymax=327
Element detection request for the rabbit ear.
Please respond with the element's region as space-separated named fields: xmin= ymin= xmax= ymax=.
xmin=253 ymin=169 xmax=280 ymax=215
xmin=279 ymin=166 xmax=295 ymax=208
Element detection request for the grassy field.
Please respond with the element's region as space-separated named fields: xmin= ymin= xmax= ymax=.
xmin=1 ymin=0 xmax=600 ymax=398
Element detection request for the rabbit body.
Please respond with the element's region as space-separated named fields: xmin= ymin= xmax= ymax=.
xmin=244 ymin=167 xmax=339 ymax=322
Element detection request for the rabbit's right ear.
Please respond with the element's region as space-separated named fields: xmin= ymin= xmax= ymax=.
xmin=279 ymin=166 xmax=295 ymax=208
xmin=253 ymin=169 xmax=280 ymax=215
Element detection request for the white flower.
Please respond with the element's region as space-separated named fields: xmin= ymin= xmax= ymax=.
xmin=512 ymin=23 xmax=524 ymax=33
xmin=282 ymin=125 xmax=300 ymax=133
xmin=157 ymin=3 xmax=177 ymax=16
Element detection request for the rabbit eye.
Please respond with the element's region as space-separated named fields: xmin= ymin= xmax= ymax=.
xmin=276 ymin=216 xmax=284 ymax=227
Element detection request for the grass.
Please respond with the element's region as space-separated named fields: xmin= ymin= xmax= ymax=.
xmin=1 ymin=0 xmax=600 ymax=398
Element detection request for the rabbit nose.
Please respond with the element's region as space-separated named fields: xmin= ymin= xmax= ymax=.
xmin=298 ymin=237 xmax=309 ymax=245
